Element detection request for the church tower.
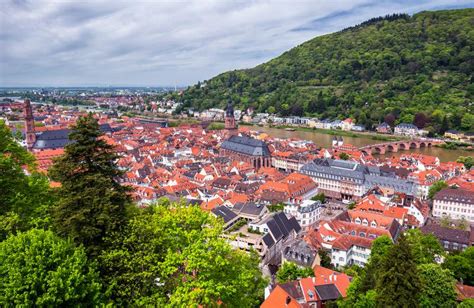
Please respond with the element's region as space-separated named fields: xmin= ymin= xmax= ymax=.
xmin=24 ymin=98 xmax=36 ymax=151
xmin=224 ymin=100 xmax=237 ymax=135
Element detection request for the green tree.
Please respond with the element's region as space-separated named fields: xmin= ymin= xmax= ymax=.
xmin=461 ymin=114 xmax=474 ymax=131
xmin=319 ymin=249 xmax=332 ymax=268
xmin=339 ymin=152 xmax=350 ymax=160
xmin=339 ymin=277 xmax=377 ymax=308
xmin=359 ymin=235 xmax=393 ymax=293
xmin=49 ymin=113 xmax=132 ymax=256
xmin=443 ymin=247 xmax=474 ymax=286
xmin=458 ymin=299 xmax=474 ymax=307
xmin=418 ymin=264 xmax=457 ymax=308
xmin=457 ymin=156 xmax=474 ymax=170
xmin=312 ymin=193 xmax=326 ymax=203
xmin=100 ymin=202 xmax=266 ymax=306
xmin=428 ymin=180 xmax=448 ymax=200
xmin=375 ymin=234 xmax=421 ymax=307
xmin=405 ymin=229 xmax=444 ymax=265
xmin=0 ymin=121 xmax=56 ymax=239
xmin=276 ymin=261 xmax=314 ymax=283
xmin=0 ymin=229 xmax=103 ymax=306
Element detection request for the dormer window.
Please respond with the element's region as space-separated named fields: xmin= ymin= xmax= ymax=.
xmin=362 ymin=219 xmax=368 ymax=226
xmin=355 ymin=218 xmax=361 ymax=224
xmin=371 ymin=221 xmax=377 ymax=228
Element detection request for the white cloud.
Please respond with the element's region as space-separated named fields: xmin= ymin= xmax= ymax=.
xmin=0 ymin=0 xmax=472 ymax=86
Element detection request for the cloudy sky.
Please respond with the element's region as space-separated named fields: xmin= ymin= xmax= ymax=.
xmin=0 ymin=0 xmax=473 ymax=87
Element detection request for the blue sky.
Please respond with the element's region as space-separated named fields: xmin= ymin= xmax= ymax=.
xmin=0 ymin=0 xmax=473 ymax=87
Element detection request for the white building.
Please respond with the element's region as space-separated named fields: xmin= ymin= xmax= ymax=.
xmin=331 ymin=237 xmax=372 ymax=268
xmin=432 ymin=188 xmax=474 ymax=222
xmin=284 ymin=200 xmax=324 ymax=229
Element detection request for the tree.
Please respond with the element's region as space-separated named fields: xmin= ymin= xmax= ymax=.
xmin=428 ymin=180 xmax=448 ymax=200
xmin=405 ymin=229 xmax=444 ymax=265
xmin=99 ymin=202 xmax=266 ymax=306
xmin=359 ymin=235 xmax=393 ymax=293
xmin=49 ymin=113 xmax=132 ymax=256
xmin=384 ymin=113 xmax=396 ymax=127
xmin=375 ymin=234 xmax=421 ymax=307
xmin=443 ymin=247 xmax=474 ymax=286
xmin=0 ymin=229 xmax=103 ymax=306
xmin=312 ymin=193 xmax=326 ymax=203
xmin=440 ymin=115 xmax=450 ymax=134
xmin=457 ymin=156 xmax=474 ymax=170
xmin=339 ymin=277 xmax=377 ymax=308
xmin=418 ymin=264 xmax=457 ymax=308
xmin=339 ymin=152 xmax=350 ymax=160
xmin=0 ymin=121 xmax=56 ymax=239
xmin=461 ymin=113 xmax=474 ymax=131
xmin=414 ymin=113 xmax=429 ymax=129
xmin=276 ymin=261 xmax=314 ymax=283
xmin=319 ymin=249 xmax=332 ymax=268
xmin=458 ymin=299 xmax=474 ymax=307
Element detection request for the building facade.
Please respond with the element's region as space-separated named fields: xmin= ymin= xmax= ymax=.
xmin=432 ymin=188 xmax=474 ymax=222
xmin=220 ymin=135 xmax=271 ymax=169
xmin=300 ymin=158 xmax=417 ymax=202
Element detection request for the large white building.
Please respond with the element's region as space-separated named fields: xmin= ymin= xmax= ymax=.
xmin=432 ymin=188 xmax=474 ymax=222
xmin=300 ymin=158 xmax=417 ymax=202
xmin=284 ymin=200 xmax=324 ymax=229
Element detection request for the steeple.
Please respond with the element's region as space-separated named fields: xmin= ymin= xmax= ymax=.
xmin=24 ymin=99 xmax=36 ymax=151
xmin=224 ymin=100 xmax=237 ymax=134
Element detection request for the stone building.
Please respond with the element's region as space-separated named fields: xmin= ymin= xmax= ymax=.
xmin=220 ymin=135 xmax=271 ymax=169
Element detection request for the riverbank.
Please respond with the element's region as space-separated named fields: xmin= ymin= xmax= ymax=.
xmin=436 ymin=141 xmax=473 ymax=152
xmin=240 ymin=123 xmax=406 ymax=142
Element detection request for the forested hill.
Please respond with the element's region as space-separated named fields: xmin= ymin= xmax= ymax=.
xmin=179 ymin=9 xmax=474 ymax=133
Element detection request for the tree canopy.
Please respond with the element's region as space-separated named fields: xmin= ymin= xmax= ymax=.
xmin=0 ymin=121 xmax=56 ymax=239
xmin=99 ymin=202 xmax=267 ymax=306
xmin=276 ymin=261 xmax=314 ymax=284
xmin=49 ymin=113 xmax=132 ymax=256
xmin=0 ymin=229 xmax=103 ymax=306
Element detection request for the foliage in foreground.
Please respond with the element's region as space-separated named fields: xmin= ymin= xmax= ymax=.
xmin=100 ymin=203 xmax=267 ymax=306
xmin=49 ymin=113 xmax=132 ymax=257
xmin=0 ymin=229 xmax=103 ymax=306
xmin=0 ymin=121 xmax=56 ymax=239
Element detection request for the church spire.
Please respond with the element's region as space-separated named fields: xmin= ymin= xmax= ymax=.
xmin=224 ymin=100 xmax=237 ymax=134
xmin=24 ymin=98 xmax=36 ymax=151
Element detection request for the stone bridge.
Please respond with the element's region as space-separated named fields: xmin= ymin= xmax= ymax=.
xmin=359 ymin=139 xmax=444 ymax=155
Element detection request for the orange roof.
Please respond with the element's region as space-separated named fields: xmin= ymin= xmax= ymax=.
xmin=261 ymin=285 xmax=301 ymax=308
xmin=312 ymin=265 xmax=351 ymax=297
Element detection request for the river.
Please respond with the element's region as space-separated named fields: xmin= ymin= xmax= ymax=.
xmin=248 ymin=126 xmax=472 ymax=162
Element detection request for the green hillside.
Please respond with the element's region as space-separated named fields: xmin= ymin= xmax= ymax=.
xmin=179 ymin=9 xmax=474 ymax=133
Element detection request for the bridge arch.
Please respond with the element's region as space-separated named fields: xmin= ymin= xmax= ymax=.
xmin=409 ymin=142 xmax=418 ymax=149
xmin=398 ymin=143 xmax=407 ymax=150
xmin=372 ymin=147 xmax=385 ymax=155
xmin=386 ymin=144 xmax=397 ymax=152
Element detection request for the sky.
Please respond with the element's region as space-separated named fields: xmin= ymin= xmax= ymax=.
xmin=0 ymin=0 xmax=473 ymax=87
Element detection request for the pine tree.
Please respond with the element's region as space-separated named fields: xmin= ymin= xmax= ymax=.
xmin=49 ymin=113 xmax=131 ymax=256
xmin=375 ymin=234 xmax=421 ymax=308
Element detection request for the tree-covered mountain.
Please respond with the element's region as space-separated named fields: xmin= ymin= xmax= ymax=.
xmin=179 ymin=9 xmax=474 ymax=133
